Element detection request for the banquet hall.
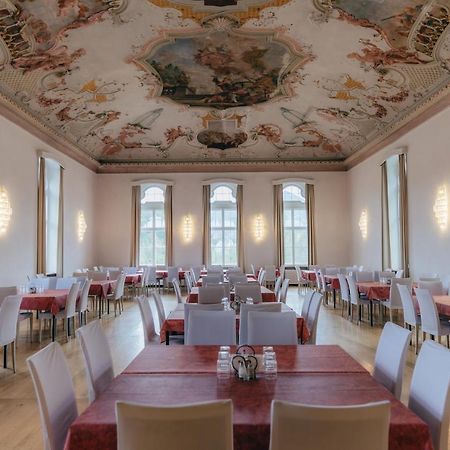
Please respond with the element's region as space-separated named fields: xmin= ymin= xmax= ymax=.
xmin=1 ymin=1 xmax=450 ymax=449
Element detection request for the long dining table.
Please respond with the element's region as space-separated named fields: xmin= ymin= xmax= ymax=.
xmin=64 ymin=345 xmax=433 ymax=450
xmin=188 ymin=286 xmax=276 ymax=303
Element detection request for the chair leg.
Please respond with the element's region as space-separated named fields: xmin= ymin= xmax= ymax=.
xmin=3 ymin=345 xmax=7 ymax=369
xmin=30 ymin=315 xmax=33 ymax=343
xmin=447 ymin=335 xmax=450 ymax=349
xmin=11 ymin=341 xmax=16 ymax=373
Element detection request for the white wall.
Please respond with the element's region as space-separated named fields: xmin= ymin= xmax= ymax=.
xmin=0 ymin=115 xmax=96 ymax=285
xmin=349 ymin=107 xmax=450 ymax=283
xmin=94 ymin=171 xmax=350 ymax=271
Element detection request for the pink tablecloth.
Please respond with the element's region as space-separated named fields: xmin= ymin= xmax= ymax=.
xmin=124 ymin=345 xmax=367 ymax=375
xmin=125 ymin=274 xmax=141 ymax=284
xmin=324 ymin=275 xmax=340 ymax=290
xmin=64 ymin=373 xmax=432 ymax=450
xmin=21 ymin=290 xmax=69 ymax=315
xmin=156 ymin=270 xmax=186 ymax=281
xmin=412 ymin=294 xmax=450 ymax=317
xmin=357 ymin=282 xmax=390 ymax=300
xmin=196 ymin=276 xmax=257 ymax=287
xmin=188 ymin=286 xmax=276 ymax=303
xmin=301 ymin=270 xmax=316 ymax=282
xmin=89 ymin=281 xmax=116 ymax=300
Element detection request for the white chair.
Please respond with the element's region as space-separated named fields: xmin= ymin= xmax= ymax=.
xmin=269 ymin=400 xmax=390 ymax=450
xmin=55 ymin=277 xmax=77 ymax=290
xmin=325 ymin=267 xmax=339 ymax=275
xmin=347 ymin=276 xmax=375 ymax=326
xmin=305 ymin=292 xmax=323 ymax=344
xmin=0 ymin=295 xmax=22 ymax=372
xmin=146 ymin=266 xmax=161 ymax=291
xmin=397 ymin=284 xmax=421 ymax=353
xmin=373 ymin=322 xmax=411 ymax=400
xmin=247 ymin=311 xmax=297 ymax=345
xmin=184 ymin=303 xmax=224 ymax=338
xmin=191 ymin=266 xmax=203 ymax=282
xmin=418 ymin=280 xmax=444 ymax=295
xmin=228 ymin=273 xmax=247 ymax=287
xmin=337 ymin=274 xmax=350 ymax=317
xmin=202 ymin=274 xmax=222 ymax=286
xmin=420 ymin=274 xmax=440 ymax=281
xmin=409 ymin=340 xmax=450 ymax=450
xmin=235 ymin=284 xmax=262 ymax=303
xmin=355 ymin=271 xmax=375 ymax=282
xmin=207 ymin=265 xmax=223 ymax=273
xmin=165 ymin=266 xmax=180 ymax=292
xmin=107 ymin=274 xmax=126 ymax=316
xmin=172 ymin=278 xmax=184 ymax=304
xmin=273 ymin=276 xmax=282 ymax=301
xmin=250 ymin=264 xmax=257 ymax=276
xmin=38 ymin=283 xmax=80 ymax=342
xmin=0 ymin=286 xmax=17 ymax=301
xmin=295 ymin=266 xmax=309 ymax=293
xmin=122 ymin=266 xmax=137 ymax=275
xmin=76 ymin=278 xmax=92 ymax=326
xmin=135 ymin=266 xmax=150 ymax=295
xmin=27 ymin=342 xmax=78 ymax=450
xmin=278 ymin=279 xmax=290 ymax=303
xmin=184 ymin=271 xmax=194 ymax=294
xmin=395 ymin=270 xmax=404 ymax=278
xmin=76 ymin=320 xmax=114 ymax=403
xmin=186 ymin=310 xmax=236 ymax=345
xmin=239 ymin=303 xmax=282 ymax=345
xmin=258 ymin=269 xmax=266 ymax=286
xmin=198 ymin=285 xmax=225 ymax=304
xmin=87 ymin=271 xmax=108 ymax=281
xmin=383 ymin=278 xmax=412 ymax=322
xmin=150 ymin=291 xmax=166 ymax=331
xmin=136 ymin=296 xmax=158 ymax=346
xmin=108 ymin=270 xmax=122 ymax=281
xmin=416 ymin=288 xmax=450 ymax=346
xmin=300 ymin=290 xmax=315 ymax=318
xmin=116 ymin=400 xmax=233 ymax=450
xmin=264 ymin=266 xmax=277 ymax=287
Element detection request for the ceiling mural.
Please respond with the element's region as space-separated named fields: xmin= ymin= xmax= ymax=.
xmin=0 ymin=0 xmax=449 ymax=169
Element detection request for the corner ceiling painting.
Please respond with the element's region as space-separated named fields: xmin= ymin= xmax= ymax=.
xmin=0 ymin=0 xmax=450 ymax=167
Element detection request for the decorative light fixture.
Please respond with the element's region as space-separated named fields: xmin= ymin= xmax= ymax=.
xmin=0 ymin=186 xmax=12 ymax=236
xmin=183 ymin=215 xmax=193 ymax=242
xmin=78 ymin=211 xmax=87 ymax=242
xmin=433 ymin=185 xmax=448 ymax=231
xmin=254 ymin=214 xmax=264 ymax=241
xmin=358 ymin=209 xmax=368 ymax=239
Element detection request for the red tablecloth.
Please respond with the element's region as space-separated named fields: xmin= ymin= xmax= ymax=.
xmin=324 ymin=275 xmax=340 ymax=290
xmin=89 ymin=281 xmax=116 ymax=300
xmin=412 ymin=294 xmax=450 ymax=317
xmin=125 ymin=274 xmax=141 ymax=284
xmin=301 ymin=270 xmax=316 ymax=282
xmin=188 ymin=287 xmax=276 ymax=303
xmin=21 ymin=289 xmax=69 ymax=315
xmin=156 ymin=270 xmax=186 ymax=281
xmin=64 ymin=373 xmax=432 ymax=450
xmin=357 ymin=282 xmax=390 ymax=300
xmin=196 ymin=276 xmax=257 ymax=287
xmin=123 ymin=345 xmax=367 ymax=375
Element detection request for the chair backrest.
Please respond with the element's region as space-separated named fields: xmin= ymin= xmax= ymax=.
xmin=184 ymin=272 xmax=193 ymax=294
xmin=0 ymin=286 xmax=17 ymax=303
xmin=64 ymin=283 xmax=80 ymax=318
xmin=258 ymin=269 xmax=266 ymax=286
xmin=239 ymin=303 xmax=282 ymax=345
xmin=409 ymin=340 xmax=450 ymax=450
xmin=109 ymin=270 xmax=122 ymax=281
xmin=395 ymin=269 xmax=404 ymax=278
xmin=264 ymin=266 xmax=277 ymax=282
xmin=145 ymin=266 xmax=157 ymax=285
xmin=207 ymin=265 xmax=223 ymax=273
xmin=418 ymin=280 xmax=444 ymax=296
xmin=273 ymin=277 xmax=282 ymax=300
xmin=397 ymin=284 xmax=418 ymax=326
xmin=29 ymin=277 xmax=51 ymax=291
xmin=247 ymin=311 xmax=297 ymax=345
xmin=278 ymin=279 xmax=290 ymax=303
xmin=76 ymin=321 xmax=114 ymax=403
xmin=150 ymin=291 xmax=166 ymax=330
xmin=235 ymin=284 xmax=262 ymax=304
xmin=114 ymin=274 xmax=126 ymax=300
xmin=172 ymin=279 xmax=183 ymax=303
xmin=388 ymin=278 xmax=412 ymax=309
xmin=202 ymin=274 xmax=222 ymax=286
xmin=228 ymin=274 xmax=247 ymax=287
xmin=55 ymin=277 xmax=77 ymax=290
xmin=306 ymin=292 xmax=322 ymax=344
xmin=420 ymin=274 xmax=440 ymax=281
xmin=198 ymin=285 xmax=225 ymax=304
xmin=300 ymin=290 xmax=315 ymax=318
xmin=270 ymin=400 xmax=390 ymax=450
xmin=373 ymin=322 xmax=411 ymax=400
xmin=250 ymin=264 xmax=256 ymax=276
xmin=167 ymin=266 xmax=179 ymax=282
xmin=191 ymin=266 xmax=202 ymax=281
xmin=279 ymin=265 xmax=286 ymax=281
xmin=314 ymin=269 xmax=322 ymax=290
xmin=116 ymin=400 xmax=233 ymax=450
xmin=415 ymin=288 xmax=441 ymax=336
xmin=186 ymin=310 xmax=236 ymax=345
xmin=346 ymin=276 xmax=360 ymax=306
xmin=27 ymin=342 xmax=78 ymax=450
xmin=136 ymin=296 xmax=157 ymax=346
xmin=122 ymin=266 xmax=137 ymax=274
xmin=78 ymin=279 xmax=92 ymax=313
xmin=184 ymin=303 xmax=224 ymax=338
xmin=337 ymin=274 xmax=349 ymax=302
xmin=87 ymin=271 xmax=108 ymax=281
xmin=0 ymin=295 xmax=22 ymax=345
xmin=325 ymin=267 xmax=339 ymax=275
xmin=355 ymin=271 xmax=375 ymax=282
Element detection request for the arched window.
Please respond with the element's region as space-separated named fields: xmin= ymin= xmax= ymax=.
xmin=139 ymin=185 xmax=166 ymax=265
xmin=283 ymin=183 xmax=308 ymax=266
xmin=210 ymin=184 xmax=237 ymax=266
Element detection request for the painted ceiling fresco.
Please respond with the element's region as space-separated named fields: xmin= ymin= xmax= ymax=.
xmin=0 ymin=0 xmax=450 ymax=167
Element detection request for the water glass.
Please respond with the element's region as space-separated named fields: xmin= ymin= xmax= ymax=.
xmin=218 ymin=351 xmax=230 ymax=364
xmin=246 ymin=297 xmax=253 ymax=304
xmin=216 ymin=359 xmax=230 ymax=378
xmin=264 ymin=357 xmax=277 ymax=379
xmin=221 ymin=297 xmax=229 ymax=310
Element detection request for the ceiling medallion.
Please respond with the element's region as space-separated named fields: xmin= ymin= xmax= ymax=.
xmin=137 ymin=15 xmax=312 ymax=109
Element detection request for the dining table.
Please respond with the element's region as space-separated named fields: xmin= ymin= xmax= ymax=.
xmin=301 ymin=269 xmax=317 ymax=282
xmin=324 ymin=275 xmax=341 ymax=307
xmin=188 ymin=286 xmax=276 ymax=303
xmin=160 ymin=303 xmax=309 ymax=345
xmin=357 ymin=281 xmax=391 ymax=300
xmin=196 ymin=275 xmax=258 ymax=287
xmin=89 ymin=280 xmax=117 ymax=318
xmin=64 ymin=345 xmax=433 ymax=450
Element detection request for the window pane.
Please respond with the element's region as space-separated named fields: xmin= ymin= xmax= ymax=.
xmin=45 ymin=159 xmax=61 ymax=274
xmin=211 ymin=209 xmax=222 ymax=228
xmin=211 ymin=229 xmax=223 ymax=247
xmin=284 ymin=208 xmax=292 ymax=227
xmin=154 ymin=209 xmax=165 ymax=228
xmin=386 ymin=156 xmax=401 ymax=270
xmin=224 ymin=209 xmax=236 ymax=228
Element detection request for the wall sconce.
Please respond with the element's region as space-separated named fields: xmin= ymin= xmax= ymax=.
xmin=0 ymin=186 xmax=12 ymax=236
xmin=358 ymin=209 xmax=368 ymax=240
xmin=254 ymin=214 xmax=264 ymax=241
xmin=183 ymin=215 xmax=193 ymax=242
xmin=78 ymin=211 xmax=87 ymax=242
xmin=433 ymin=185 xmax=448 ymax=231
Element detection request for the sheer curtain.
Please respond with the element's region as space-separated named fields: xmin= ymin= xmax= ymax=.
xmin=236 ymin=184 xmax=244 ymax=271
xmin=273 ymin=184 xmax=284 ymax=267
xmin=130 ymin=185 xmax=141 ymax=266
xmin=202 ymin=185 xmax=211 ymax=266
xmin=165 ymin=185 xmax=173 ymax=266
xmin=306 ymin=183 xmax=317 ymax=266
xmin=381 ymin=161 xmax=391 ymax=269
xmin=37 ymin=157 xmax=46 ymax=274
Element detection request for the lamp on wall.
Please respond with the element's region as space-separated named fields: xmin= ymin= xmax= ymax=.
xmin=183 ymin=215 xmax=193 ymax=242
xmin=78 ymin=211 xmax=87 ymax=242
xmin=358 ymin=209 xmax=368 ymax=240
xmin=0 ymin=186 xmax=12 ymax=236
xmin=254 ymin=214 xmax=264 ymax=241
xmin=433 ymin=185 xmax=448 ymax=231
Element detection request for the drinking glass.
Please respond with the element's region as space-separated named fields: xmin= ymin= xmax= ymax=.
xmin=216 ymin=359 xmax=230 ymax=378
xmin=264 ymin=357 xmax=277 ymax=379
